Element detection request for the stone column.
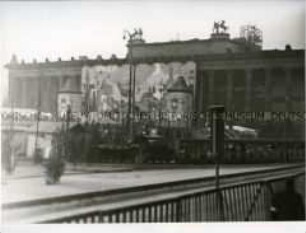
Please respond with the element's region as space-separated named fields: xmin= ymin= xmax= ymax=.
xmin=265 ymin=67 xmax=272 ymax=111
xmin=226 ymin=70 xmax=233 ymax=111
xmin=34 ymin=77 xmax=39 ymax=109
xmin=59 ymin=75 xmax=65 ymax=91
xmin=38 ymin=71 xmax=44 ymax=112
xmin=45 ymin=77 xmax=51 ymax=113
xmin=10 ymin=77 xmax=18 ymax=106
xmin=49 ymin=77 xmax=57 ymax=115
xmin=208 ymin=70 xmax=214 ymax=106
xmin=16 ymin=78 xmax=23 ymax=107
xmin=197 ymin=70 xmax=204 ymax=113
xmin=245 ymin=69 xmax=252 ymax=112
xmin=14 ymin=78 xmax=20 ymax=107
xmin=22 ymin=79 xmax=28 ymax=108
xmin=285 ymin=68 xmax=292 ymax=112
xmin=54 ymin=77 xmax=60 ymax=118
xmin=194 ymin=70 xmax=200 ymax=113
xmin=28 ymin=78 xmax=35 ymax=109
xmin=39 ymin=77 xmax=44 ymax=112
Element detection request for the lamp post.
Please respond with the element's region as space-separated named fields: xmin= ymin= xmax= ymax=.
xmin=7 ymin=95 xmax=15 ymax=174
xmin=123 ymin=28 xmax=143 ymax=141
xmin=34 ymin=71 xmax=42 ymax=164
xmin=65 ymin=104 xmax=71 ymax=162
xmin=84 ymin=69 xmax=91 ymax=122
xmin=210 ymin=105 xmax=225 ymax=221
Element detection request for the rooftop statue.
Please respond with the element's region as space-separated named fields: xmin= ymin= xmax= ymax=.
xmin=213 ymin=20 xmax=228 ymax=34
xmin=123 ymin=28 xmax=144 ymax=42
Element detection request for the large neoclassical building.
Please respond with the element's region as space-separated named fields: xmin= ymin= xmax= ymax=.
xmin=4 ymin=23 xmax=305 ymax=138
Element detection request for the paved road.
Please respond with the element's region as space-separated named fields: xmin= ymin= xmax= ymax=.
xmin=2 ymin=164 xmax=294 ymax=204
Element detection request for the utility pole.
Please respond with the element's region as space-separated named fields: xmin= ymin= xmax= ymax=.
xmin=7 ymin=90 xmax=15 ymax=174
xmin=132 ymin=61 xmax=137 ymax=132
xmin=84 ymin=69 xmax=91 ymax=122
xmin=210 ymin=105 xmax=225 ymax=221
xmin=123 ymin=28 xmax=142 ymax=142
xmin=65 ymin=104 xmax=71 ymax=161
xmin=34 ymin=71 xmax=42 ymax=163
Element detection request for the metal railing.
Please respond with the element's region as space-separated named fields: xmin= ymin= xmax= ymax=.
xmin=42 ymin=172 xmax=304 ymax=223
xmin=180 ymin=139 xmax=305 ymax=163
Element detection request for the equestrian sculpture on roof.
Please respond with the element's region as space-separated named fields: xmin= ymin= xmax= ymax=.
xmin=213 ymin=20 xmax=228 ymax=34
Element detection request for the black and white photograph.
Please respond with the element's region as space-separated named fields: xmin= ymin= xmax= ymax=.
xmin=0 ymin=0 xmax=305 ymax=226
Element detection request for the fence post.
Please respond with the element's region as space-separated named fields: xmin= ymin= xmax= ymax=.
xmin=176 ymin=197 xmax=182 ymax=222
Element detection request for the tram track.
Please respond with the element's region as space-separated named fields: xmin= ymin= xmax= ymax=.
xmin=2 ymin=164 xmax=304 ymax=223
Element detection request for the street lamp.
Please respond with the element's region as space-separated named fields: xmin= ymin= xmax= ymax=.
xmin=65 ymin=104 xmax=71 ymax=162
xmin=34 ymin=71 xmax=42 ymax=164
xmin=7 ymin=96 xmax=15 ymax=174
xmin=210 ymin=105 xmax=225 ymax=221
xmin=123 ymin=28 xmax=143 ymax=141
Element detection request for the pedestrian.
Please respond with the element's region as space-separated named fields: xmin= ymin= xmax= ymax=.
xmin=270 ymin=178 xmax=305 ymax=221
xmin=44 ymin=135 xmax=65 ymax=185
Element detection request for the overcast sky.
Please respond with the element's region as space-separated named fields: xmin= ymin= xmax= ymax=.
xmin=0 ymin=0 xmax=305 ymax=101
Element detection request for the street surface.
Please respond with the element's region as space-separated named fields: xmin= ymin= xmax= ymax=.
xmin=2 ymin=163 xmax=294 ymax=204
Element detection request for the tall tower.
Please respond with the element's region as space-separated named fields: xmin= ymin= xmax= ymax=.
xmin=164 ymin=76 xmax=193 ymax=128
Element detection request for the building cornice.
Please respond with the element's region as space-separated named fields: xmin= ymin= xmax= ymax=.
xmin=5 ymin=49 xmax=304 ymax=70
xmin=5 ymin=58 xmax=127 ymax=70
xmin=127 ymin=36 xmax=242 ymax=48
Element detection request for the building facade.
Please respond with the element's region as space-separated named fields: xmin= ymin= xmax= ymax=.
xmin=4 ymin=25 xmax=305 ymax=138
xmin=195 ymin=49 xmax=304 ymax=113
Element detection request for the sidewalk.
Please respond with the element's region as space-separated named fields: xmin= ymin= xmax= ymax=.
xmin=2 ymin=161 xmax=134 ymax=180
xmin=2 ymin=163 xmax=302 ymax=205
xmin=3 ymin=158 xmax=299 ymax=180
xmin=4 ymin=160 xmax=292 ymax=180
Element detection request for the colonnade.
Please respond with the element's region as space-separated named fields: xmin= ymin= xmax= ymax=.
xmin=196 ymin=67 xmax=304 ymax=113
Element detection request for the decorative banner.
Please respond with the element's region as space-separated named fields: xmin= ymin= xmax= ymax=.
xmin=81 ymin=62 xmax=196 ymax=113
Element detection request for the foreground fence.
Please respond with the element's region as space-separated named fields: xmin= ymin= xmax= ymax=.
xmin=76 ymin=138 xmax=305 ymax=164
xmin=43 ymin=172 xmax=304 ymax=223
xmin=179 ymin=139 xmax=305 ymax=164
